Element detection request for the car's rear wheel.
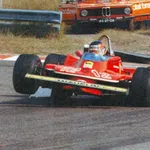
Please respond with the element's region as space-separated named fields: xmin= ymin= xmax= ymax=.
xmin=43 ymin=53 xmax=66 ymax=76
xmin=43 ymin=53 xmax=66 ymax=67
xmin=129 ymin=67 xmax=150 ymax=106
xmin=42 ymin=53 xmax=66 ymax=88
xmin=13 ymin=54 xmax=42 ymax=94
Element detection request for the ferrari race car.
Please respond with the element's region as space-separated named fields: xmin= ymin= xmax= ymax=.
xmin=13 ymin=35 xmax=150 ymax=106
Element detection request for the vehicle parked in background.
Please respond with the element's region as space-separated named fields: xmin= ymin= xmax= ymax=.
xmin=59 ymin=0 xmax=150 ymax=31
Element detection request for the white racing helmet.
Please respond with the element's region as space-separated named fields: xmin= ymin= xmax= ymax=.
xmin=89 ymin=40 xmax=107 ymax=56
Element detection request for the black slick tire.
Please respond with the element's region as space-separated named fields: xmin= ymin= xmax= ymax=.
xmin=42 ymin=53 xmax=66 ymax=88
xmin=129 ymin=67 xmax=150 ymax=106
xmin=50 ymin=83 xmax=72 ymax=107
xmin=13 ymin=54 xmax=42 ymax=94
xmin=43 ymin=53 xmax=66 ymax=67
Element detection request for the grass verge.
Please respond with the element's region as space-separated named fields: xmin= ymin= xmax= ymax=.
xmin=0 ymin=29 xmax=150 ymax=56
xmin=3 ymin=0 xmax=60 ymax=10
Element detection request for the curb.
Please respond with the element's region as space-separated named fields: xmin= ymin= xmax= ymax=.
xmin=0 ymin=54 xmax=45 ymax=62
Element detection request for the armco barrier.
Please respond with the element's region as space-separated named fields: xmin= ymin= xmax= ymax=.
xmin=115 ymin=51 xmax=150 ymax=64
xmin=0 ymin=8 xmax=62 ymax=31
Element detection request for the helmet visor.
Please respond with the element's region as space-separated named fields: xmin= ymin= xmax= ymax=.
xmin=89 ymin=45 xmax=99 ymax=54
xmin=89 ymin=44 xmax=106 ymax=55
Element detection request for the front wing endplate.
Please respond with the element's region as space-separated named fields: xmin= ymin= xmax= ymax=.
xmin=25 ymin=73 xmax=129 ymax=94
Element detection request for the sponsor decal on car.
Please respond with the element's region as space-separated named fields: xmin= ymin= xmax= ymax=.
xmin=60 ymin=66 xmax=81 ymax=73
xmin=133 ymin=3 xmax=150 ymax=10
xmin=83 ymin=61 xmax=93 ymax=68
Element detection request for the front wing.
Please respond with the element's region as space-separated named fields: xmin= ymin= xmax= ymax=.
xmin=25 ymin=73 xmax=129 ymax=95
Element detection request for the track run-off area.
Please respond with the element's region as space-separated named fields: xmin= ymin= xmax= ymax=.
xmin=0 ymin=58 xmax=150 ymax=150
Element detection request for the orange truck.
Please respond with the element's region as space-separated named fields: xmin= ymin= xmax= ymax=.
xmin=59 ymin=0 xmax=150 ymax=30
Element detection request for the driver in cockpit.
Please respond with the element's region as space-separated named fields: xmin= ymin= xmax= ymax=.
xmin=82 ymin=40 xmax=110 ymax=61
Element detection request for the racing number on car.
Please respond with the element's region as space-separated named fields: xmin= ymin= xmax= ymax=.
xmin=91 ymin=70 xmax=112 ymax=79
xmin=91 ymin=69 xmax=99 ymax=77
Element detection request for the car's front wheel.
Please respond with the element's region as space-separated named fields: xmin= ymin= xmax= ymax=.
xmin=49 ymin=83 xmax=72 ymax=107
xmin=13 ymin=54 xmax=42 ymax=94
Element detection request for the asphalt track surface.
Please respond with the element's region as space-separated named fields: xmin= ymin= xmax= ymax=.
xmin=1 ymin=61 xmax=150 ymax=150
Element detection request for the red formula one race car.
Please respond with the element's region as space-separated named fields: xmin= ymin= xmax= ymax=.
xmin=13 ymin=35 xmax=150 ymax=107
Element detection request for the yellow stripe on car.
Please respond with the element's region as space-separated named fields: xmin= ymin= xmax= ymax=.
xmin=25 ymin=73 xmax=129 ymax=94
